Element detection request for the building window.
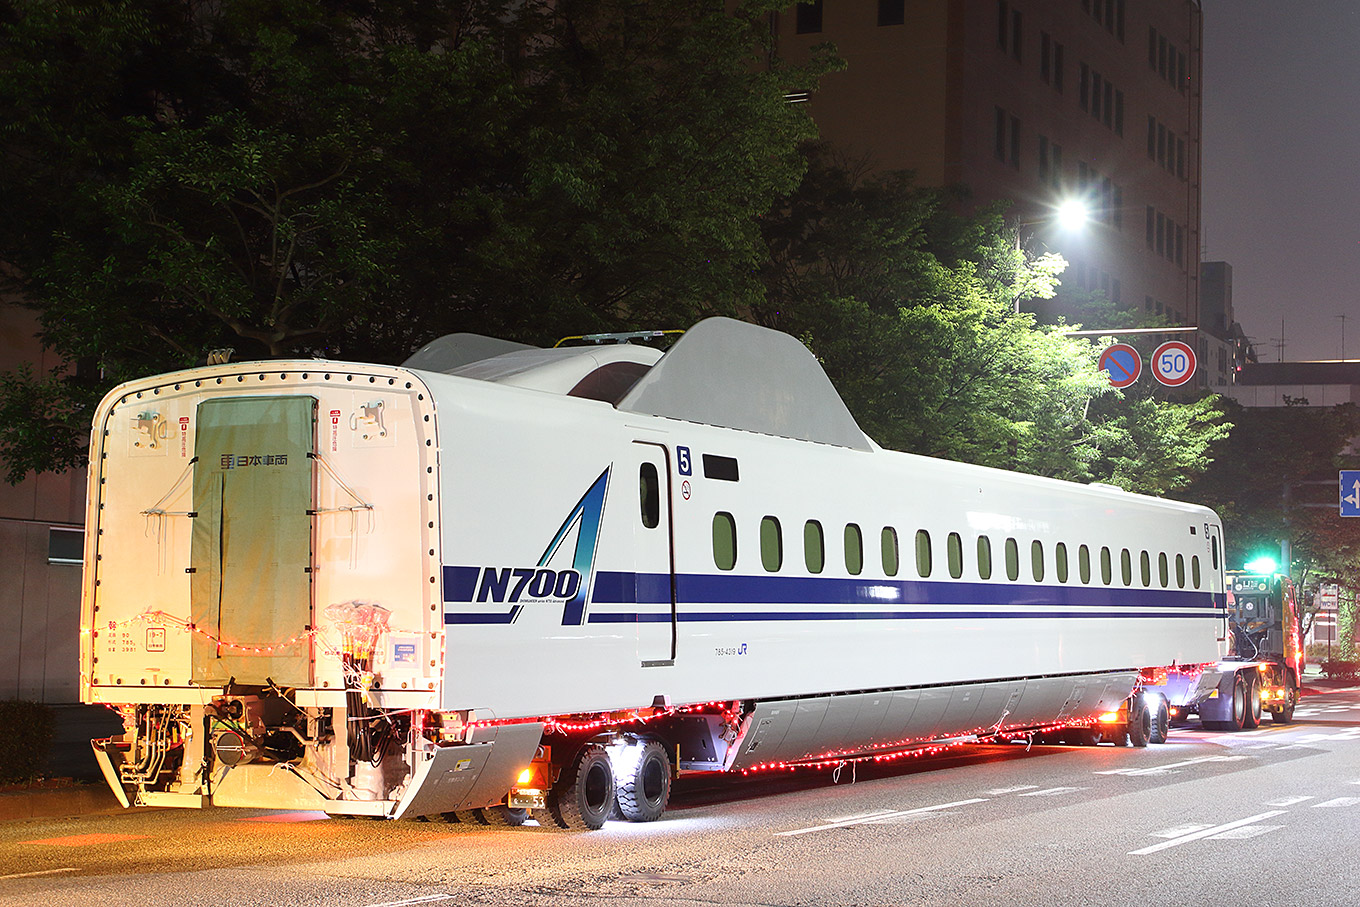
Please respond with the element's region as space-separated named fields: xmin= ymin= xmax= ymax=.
xmin=1091 ymin=72 xmax=1102 ymax=120
xmin=1012 ymin=9 xmax=1022 ymax=61
xmin=48 ymin=527 xmax=84 ymax=565
xmin=1079 ymin=63 xmax=1090 ymax=111
xmin=1114 ymin=90 xmax=1124 ymax=135
xmin=1040 ymin=32 xmax=1051 ymax=82
xmin=998 ymin=0 xmax=1009 ymax=51
xmin=1050 ymin=143 xmax=1062 ymax=188
xmin=995 ymin=107 xmax=1007 ymax=161
xmin=1053 ymin=43 xmax=1064 ymax=92
xmin=796 ymin=0 xmax=823 ymax=35
xmin=1010 ymin=115 xmax=1021 ymax=168
xmin=878 ymin=0 xmax=905 ymax=27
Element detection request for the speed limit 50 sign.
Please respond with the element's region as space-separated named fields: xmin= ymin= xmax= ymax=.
xmin=1151 ymin=340 xmax=1197 ymax=387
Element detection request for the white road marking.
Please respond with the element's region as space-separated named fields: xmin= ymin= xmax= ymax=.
xmin=1151 ymin=824 xmax=1214 ymax=839
xmin=776 ymin=798 xmax=989 ymax=836
xmin=1129 ymin=811 xmax=1288 ymax=855
xmin=1265 ymin=795 xmax=1315 ymax=807
xmin=359 ymin=896 xmax=457 ymax=907
xmin=1312 ymin=797 xmax=1360 ymax=808
xmin=1096 ymin=755 xmax=1247 ymax=776
xmin=0 ymin=867 xmax=78 ymax=881
xmin=1211 ymin=825 xmax=1283 ymax=840
xmin=985 ymin=785 xmax=1040 ymax=795
xmin=1018 ymin=787 xmax=1087 ymax=797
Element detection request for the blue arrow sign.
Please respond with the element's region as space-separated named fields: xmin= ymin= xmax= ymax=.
xmin=1341 ymin=470 xmax=1360 ymax=517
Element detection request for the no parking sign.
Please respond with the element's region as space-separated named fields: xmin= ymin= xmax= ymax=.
xmin=1098 ymin=343 xmax=1142 ymax=388
xmin=1151 ymin=340 xmax=1196 ymax=386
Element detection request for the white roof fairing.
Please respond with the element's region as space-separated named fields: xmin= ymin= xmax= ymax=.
xmin=402 ymin=317 xmax=875 ymax=450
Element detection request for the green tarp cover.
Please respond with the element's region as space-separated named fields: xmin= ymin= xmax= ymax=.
xmin=191 ymin=396 xmax=315 ymax=687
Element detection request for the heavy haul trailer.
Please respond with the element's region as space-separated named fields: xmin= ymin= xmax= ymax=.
xmin=1145 ymin=570 xmax=1303 ymax=732
xmin=82 ymin=318 xmax=1228 ymax=828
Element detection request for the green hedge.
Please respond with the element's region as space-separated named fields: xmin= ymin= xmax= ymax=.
xmin=0 ymin=700 xmax=55 ymax=784
xmin=1319 ymin=660 xmax=1360 ymax=681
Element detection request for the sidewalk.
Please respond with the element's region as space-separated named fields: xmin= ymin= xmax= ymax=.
xmin=1 ymin=704 xmax=126 ymax=823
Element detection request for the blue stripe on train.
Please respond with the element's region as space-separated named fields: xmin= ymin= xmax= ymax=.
xmin=444 ymin=567 xmax=1225 ymax=625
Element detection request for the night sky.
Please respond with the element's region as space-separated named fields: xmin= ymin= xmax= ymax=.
xmin=1200 ymin=1 xmax=1360 ymax=362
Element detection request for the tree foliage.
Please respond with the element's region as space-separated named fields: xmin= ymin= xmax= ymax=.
xmin=0 ymin=0 xmax=833 ymax=481
xmin=755 ymin=149 xmax=1229 ymax=493
xmin=1184 ymin=400 xmax=1360 ymax=580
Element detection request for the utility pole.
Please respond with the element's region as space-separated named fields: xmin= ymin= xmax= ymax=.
xmin=1339 ymin=314 xmax=1349 ymax=361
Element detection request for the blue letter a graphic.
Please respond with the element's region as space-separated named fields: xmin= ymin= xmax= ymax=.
xmin=539 ymin=468 xmax=610 ymax=625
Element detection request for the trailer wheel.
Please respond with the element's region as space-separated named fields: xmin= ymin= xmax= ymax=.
xmin=542 ymin=743 xmax=615 ymax=830
xmin=1270 ymin=674 xmax=1297 ymax=724
xmin=1148 ymin=696 xmax=1170 ymax=744
xmin=1127 ymin=698 xmax=1150 ymax=748
xmin=614 ymin=739 xmax=671 ymax=822
xmin=1206 ymin=672 xmax=1248 ymax=731
xmin=478 ymin=805 xmax=529 ymax=827
xmin=1242 ymin=673 xmax=1262 ymax=729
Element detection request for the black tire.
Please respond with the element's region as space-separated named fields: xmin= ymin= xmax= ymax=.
xmin=1243 ymin=674 xmax=1262 ymax=729
xmin=1149 ymin=696 xmax=1170 ymax=745
xmin=1270 ymin=674 xmax=1297 ymax=724
xmin=1127 ymin=698 xmax=1150 ymax=748
xmin=543 ymin=743 xmax=615 ymax=831
xmin=615 ymin=740 xmax=672 ymax=822
xmin=478 ymin=805 xmax=529 ymax=827
xmin=1207 ymin=672 xmax=1248 ymax=732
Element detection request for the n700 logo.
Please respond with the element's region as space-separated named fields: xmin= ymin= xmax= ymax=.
xmin=475 ymin=567 xmax=582 ymax=603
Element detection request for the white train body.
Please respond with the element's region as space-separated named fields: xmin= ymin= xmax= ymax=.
xmin=81 ymin=318 xmax=1227 ymax=824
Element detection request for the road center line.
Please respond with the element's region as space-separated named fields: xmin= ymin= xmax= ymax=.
xmin=1129 ymin=810 xmax=1287 ymax=855
xmin=777 ymin=798 xmax=990 ymax=836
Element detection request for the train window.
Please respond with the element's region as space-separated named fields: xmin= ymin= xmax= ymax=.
xmin=1192 ymin=555 xmax=1201 ymax=588
xmin=882 ymin=527 xmax=900 ymax=576
xmin=1031 ymin=541 xmax=1045 ymax=582
xmin=1005 ymin=538 xmax=1019 ymax=581
xmin=977 ymin=536 xmax=993 ymax=580
xmin=915 ymin=530 xmax=932 ymax=577
xmin=1121 ymin=549 xmax=1133 ymax=586
xmin=1212 ymin=536 xmax=1220 ymax=571
xmin=761 ymin=516 xmax=783 ymax=572
xmin=1100 ymin=547 xmax=1112 ymax=585
xmin=639 ymin=463 xmax=660 ymax=529
xmin=712 ymin=513 xmax=737 ymax=571
xmin=1175 ymin=553 xmax=1186 ymax=588
xmin=1079 ymin=544 xmax=1091 ymax=584
xmin=703 ymin=454 xmax=740 ymax=482
xmin=845 ymin=524 xmax=864 ymax=575
xmin=805 ymin=520 xmax=825 ymax=574
xmin=1159 ymin=552 xmax=1169 ymax=588
xmin=947 ymin=532 xmax=963 ymax=579
xmin=1139 ymin=550 xmax=1151 ymax=587
xmin=1056 ymin=542 xmax=1069 ymax=583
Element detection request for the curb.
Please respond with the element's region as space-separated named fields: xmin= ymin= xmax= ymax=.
xmin=0 ymin=785 xmax=124 ymax=823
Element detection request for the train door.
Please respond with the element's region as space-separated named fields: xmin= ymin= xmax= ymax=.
xmin=1207 ymin=522 xmax=1227 ymax=639
xmin=634 ymin=442 xmax=677 ymax=665
xmin=189 ymin=395 xmax=316 ymax=687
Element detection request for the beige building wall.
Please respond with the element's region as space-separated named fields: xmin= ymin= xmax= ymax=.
xmin=772 ymin=0 xmax=1202 ymax=330
xmin=0 ymin=301 xmax=87 ymax=701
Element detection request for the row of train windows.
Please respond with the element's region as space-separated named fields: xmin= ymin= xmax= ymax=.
xmin=710 ymin=513 xmax=1213 ymax=590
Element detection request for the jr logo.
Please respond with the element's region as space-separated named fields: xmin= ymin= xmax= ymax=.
xmin=444 ymin=468 xmax=610 ymax=626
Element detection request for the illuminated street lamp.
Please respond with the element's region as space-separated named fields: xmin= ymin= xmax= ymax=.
xmin=1013 ymin=197 xmax=1089 ymax=311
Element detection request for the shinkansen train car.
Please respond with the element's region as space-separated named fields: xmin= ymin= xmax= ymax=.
xmin=81 ymin=318 xmax=1227 ymax=828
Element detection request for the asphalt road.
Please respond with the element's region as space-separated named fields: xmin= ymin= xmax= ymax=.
xmin=4 ymin=689 xmax=1359 ymax=907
